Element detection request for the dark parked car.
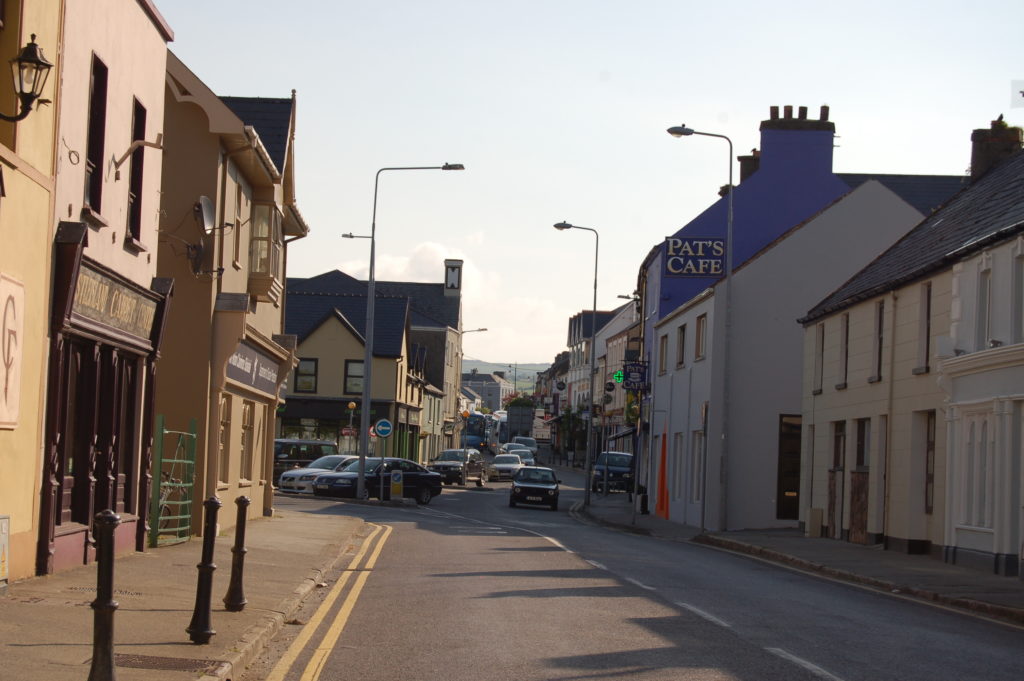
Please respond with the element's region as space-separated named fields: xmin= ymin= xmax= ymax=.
xmin=427 ymin=448 xmax=487 ymax=486
xmin=278 ymin=454 xmax=358 ymax=494
xmin=509 ymin=466 xmax=560 ymax=511
xmin=312 ymin=457 xmax=442 ymax=505
xmin=591 ymin=451 xmax=634 ymax=493
xmin=273 ymin=439 xmax=341 ymax=481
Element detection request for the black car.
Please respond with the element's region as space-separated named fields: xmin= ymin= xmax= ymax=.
xmin=427 ymin=448 xmax=487 ymax=486
xmin=509 ymin=466 xmax=560 ymax=511
xmin=313 ymin=457 xmax=442 ymax=505
xmin=591 ymin=451 xmax=634 ymax=493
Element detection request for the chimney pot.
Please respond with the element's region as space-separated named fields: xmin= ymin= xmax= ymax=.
xmin=770 ymin=105 xmax=779 ymax=120
xmin=798 ymin=106 xmax=808 ymax=119
xmin=820 ymin=105 xmax=830 ymax=121
xmin=784 ymin=105 xmax=793 ymax=119
xmin=970 ymin=116 xmax=1023 ymax=182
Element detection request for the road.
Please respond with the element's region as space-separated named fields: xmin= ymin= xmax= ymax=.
xmin=243 ymin=466 xmax=1024 ymax=681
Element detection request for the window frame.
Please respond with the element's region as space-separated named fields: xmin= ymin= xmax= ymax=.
xmin=125 ymin=98 xmax=147 ymax=246
xmin=294 ymin=358 xmax=318 ymax=394
xmin=695 ymin=314 xmax=708 ymax=360
xmin=658 ymin=334 xmax=668 ymax=374
xmin=676 ymin=324 xmax=686 ymax=367
xmin=83 ymin=54 xmax=109 ymax=222
xmin=344 ymin=359 xmax=364 ymax=395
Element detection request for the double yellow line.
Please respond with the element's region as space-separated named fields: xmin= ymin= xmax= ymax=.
xmin=266 ymin=523 xmax=393 ymax=681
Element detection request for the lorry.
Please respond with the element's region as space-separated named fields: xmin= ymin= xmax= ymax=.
xmin=506 ymin=403 xmax=534 ymax=440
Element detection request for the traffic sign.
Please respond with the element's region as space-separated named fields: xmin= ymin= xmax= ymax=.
xmin=374 ymin=418 xmax=393 ymax=438
xmin=390 ymin=468 xmax=404 ymax=497
xmin=341 ymin=426 xmax=356 ymax=437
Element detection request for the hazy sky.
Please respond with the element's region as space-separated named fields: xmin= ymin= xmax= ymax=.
xmin=158 ymin=1 xmax=1024 ymax=364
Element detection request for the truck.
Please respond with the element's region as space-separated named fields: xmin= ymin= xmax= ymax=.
xmin=506 ymin=404 xmax=534 ymax=440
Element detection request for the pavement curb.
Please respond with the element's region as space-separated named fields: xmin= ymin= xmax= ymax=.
xmin=198 ymin=518 xmax=369 ymax=681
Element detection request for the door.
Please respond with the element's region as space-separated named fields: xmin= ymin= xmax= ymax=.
xmin=776 ymin=415 xmax=801 ymax=520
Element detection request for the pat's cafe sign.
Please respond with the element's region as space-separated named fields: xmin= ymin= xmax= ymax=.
xmin=663 ymin=237 xmax=725 ymax=277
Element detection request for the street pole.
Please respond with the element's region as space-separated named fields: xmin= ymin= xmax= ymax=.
xmin=354 ymin=164 xmax=463 ymax=499
xmin=553 ymin=222 xmax=599 ymax=508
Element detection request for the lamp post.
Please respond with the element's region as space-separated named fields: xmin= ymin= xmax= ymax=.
xmin=352 ymin=163 xmax=464 ymax=499
xmin=667 ymin=124 xmax=733 ymax=530
xmin=553 ymin=221 xmax=599 ymax=508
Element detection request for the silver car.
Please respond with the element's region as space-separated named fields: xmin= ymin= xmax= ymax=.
xmin=487 ymin=453 xmax=524 ymax=481
xmin=278 ymin=455 xmax=358 ymax=494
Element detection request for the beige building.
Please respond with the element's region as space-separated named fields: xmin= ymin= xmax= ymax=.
xmin=0 ymin=3 xmax=61 ymax=583
xmin=38 ymin=0 xmax=173 ymax=575
xmin=153 ymin=52 xmax=308 ymax=530
xmin=800 ymin=121 xmax=1023 ymax=574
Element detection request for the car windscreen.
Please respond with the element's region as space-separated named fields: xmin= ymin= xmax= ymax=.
xmin=515 ymin=469 xmax=555 ymax=483
xmin=597 ymin=453 xmax=633 ymax=467
xmin=307 ymin=455 xmax=344 ymax=470
xmin=506 ymin=444 xmax=529 ymax=450
xmin=515 ymin=438 xmax=537 ymax=447
xmin=340 ymin=458 xmax=382 ymax=472
xmin=435 ymin=451 xmax=466 ymax=461
xmin=493 ymin=455 xmax=521 ymax=464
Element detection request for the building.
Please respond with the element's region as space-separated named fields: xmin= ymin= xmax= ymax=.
xmin=37 ymin=0 xmax=174 ymax=575
xmin=461 ymin=369 xmax=513 ymax=412
xmin=0 ymin=3 xmax=62 ymax=583
xmin=154 ymin=52 xmax=308 ymax=530
xmin=801 ymin=119 xmax=1023 ymax=575
xmin=639 ymin=105 xmax=963 ymax=531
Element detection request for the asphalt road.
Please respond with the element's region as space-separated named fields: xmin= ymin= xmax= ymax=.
xmin=245 ymin=469 xmax=1024 ymax=681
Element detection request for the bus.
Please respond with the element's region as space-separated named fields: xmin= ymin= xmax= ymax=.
xmin=464 ymin=413 xmax=488 ymax=450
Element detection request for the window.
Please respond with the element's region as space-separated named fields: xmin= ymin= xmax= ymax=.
xmin=344 ymin=360 xmax=364 ymax=394
xmin=855 ymin=418 xmax=870 ymax=468
xmin=838 ymin=313 xmax=849 ymax=389
xmin=658 ymin=334 xmax=668 ymax=373
xmin=924 ymin=410 xmax=935 ymax=515
xmin=690 ymin=429 xmax=704 ymax=502
xmin=976 ymin=267 xmax=991 ymax=351
xmin=832 ymin=420 xmax=846 ymax=470
xmin=84 ymin=55 xmax=109 ymax=217
xmin=294 ymin=358 xmax=318 ymax=393
xmin=218 ymin=393 xmax=232 ymax=484
xmin=915 ymin=283 xmax=932 ymax=373
xmin=676 ymin=324 xmax=686 ymax=367
xmin=1013 ymin=254 xmax=1024 ymax=344
xmin=126 ymin=99 xmax=147 ymax=244
xmin=812 ymin=323 xmax=824 ymax=394
xmin=869 ymin=300 xmax=884 ymax=382
xmin=233 ymin=182 xmax=244 ymax=267
xmin=240 ymin=400 xmax=254 ymax=481
xmin=695 ymin=314 xmax=707 ymax=359
xmin=672 ymin=431 xmax=684 ymax=500
xmin=248 ymin=203 xmax=283 ymax=302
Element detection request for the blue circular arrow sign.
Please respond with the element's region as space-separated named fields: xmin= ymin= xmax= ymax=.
xmin=374 ymin=418 xmax=394 ymax=438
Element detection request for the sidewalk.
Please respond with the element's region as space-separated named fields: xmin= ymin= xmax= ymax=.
xmin=0 ymin=497 xmax=367 ymax=681
xmin=577 ymin=489 xmax=1024 ymax=627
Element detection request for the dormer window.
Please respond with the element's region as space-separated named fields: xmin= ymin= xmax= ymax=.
xmin=248 ymin=202 xmax=283 ymax=303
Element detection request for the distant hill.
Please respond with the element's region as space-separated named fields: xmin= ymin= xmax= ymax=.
xmin=463 ymin=359 xmax=549 ymax=392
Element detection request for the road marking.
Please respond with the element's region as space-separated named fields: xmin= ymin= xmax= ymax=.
xmin=302 ymin=524 xmax=393 ymax=681
xmin=264 ymin=524 xmax=387 ymax=681
xmin=586 ymin=559 xmax=607 ymax=570
xmin=674 ymin=601 xmax=732 ymax=628
xmin=624 ymin=577 xmax=656 ymax=591
xmin=765 ymin=648 xmax=845 ymax=681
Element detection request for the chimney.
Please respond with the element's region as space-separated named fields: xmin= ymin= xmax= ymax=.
xmin=494 ymin=371 xmax=505 ymax=379
xmin=970 ymin=116 xmax=1023 ymax=182
xmin=443 ymin=259 xmax=463 ymax=297
xmin=738 ymin=148 xmax=761 ymax=183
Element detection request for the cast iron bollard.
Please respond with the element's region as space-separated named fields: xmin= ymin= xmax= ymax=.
xmin=186 ymin=496 xmax=221 ymax=644
xmin=88 ymin=509 xmax=121 ymax=681
xmin=222 ymin=495 xmax=250 ymax=612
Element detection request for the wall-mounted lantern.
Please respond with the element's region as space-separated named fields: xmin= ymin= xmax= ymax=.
xmin=0 ymin=35 xmax=53 ymax=122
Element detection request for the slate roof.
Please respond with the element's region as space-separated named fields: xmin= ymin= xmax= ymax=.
xmin=284 ymin=290 xmax=409 ymax=358
xmin=802 ymin=151 xmax=1024 ymax=323
xmin=219 ymin=96 xmax=292 ymax=174
xmin=288 ymin=270 xmax=460 ymax=329
xmin=838 ymin=173 xmax=967 ymax=216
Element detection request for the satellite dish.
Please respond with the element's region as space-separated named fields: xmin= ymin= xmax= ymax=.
xmin=194 ymin=196 xmax=216 ymax=235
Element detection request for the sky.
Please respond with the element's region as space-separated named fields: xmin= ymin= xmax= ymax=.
xmin=158 ymin=1 xmax=1024 ymax=364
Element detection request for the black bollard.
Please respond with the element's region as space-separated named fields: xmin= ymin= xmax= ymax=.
xmin=222 ymin=496 xmax=250 ymax=612
xmin=88 ymin=510 xmax=121 ymax=681
xmin=186 ymin=496 xmax=221 ymax=644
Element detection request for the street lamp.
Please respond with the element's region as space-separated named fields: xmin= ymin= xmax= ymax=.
xmin=553 ymin=221 xmax=599 ymax=508
xmin=667 ymin=123 xmax=734 ymax=530
xmin=354 ymin=163 xmax=464 ymax=499
xmin=0 ymin=35 xmax=53 ymax=122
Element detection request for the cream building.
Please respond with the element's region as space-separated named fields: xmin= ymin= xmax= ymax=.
xmin=0 ymin=2 xmax=61 ymax=583
xmin=801 ymin=121 xmax=1023 ymax=575
xmin=154 ymin=52 xmax=308 ymax=532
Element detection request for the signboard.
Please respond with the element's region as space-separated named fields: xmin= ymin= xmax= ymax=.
xmin=341 ymin=426 xmax=356 ymax=436
xmin=227 ymin=341 xmax=280 ymax=394
xmin=390 ymin=468 xmax=404 ymax=498
xmin=72 ymin=264 xmax=158 ymax=339
xmin=0 ymin=274 xmax=24 ymax=429
xmin=663 ymin=237 xmax=725 ymax=277
xmin=622 ymin=361 xmax=648 ymax=391
xmin=374 ymin=418 xmax=393 ymax=438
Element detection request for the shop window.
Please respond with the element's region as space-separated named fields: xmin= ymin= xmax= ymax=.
xmin=294 ymin=358 xmax=317 ymax=393
xmin=345 ymin=359 xmax=364 ymax=394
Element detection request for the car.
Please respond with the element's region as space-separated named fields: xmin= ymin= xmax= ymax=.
xmin=500 ymin=442 xmax=534 ymax=465
xmin=273 ymin=439 xmax=341 ymax=481
xmin=277 ymin=454 xmax=359 ymax=494
xmin=427 ymin=448 xmax=487 ymax=486
xmin=312 ymin=457 xmax=442 ymax=505
xmin=487 ymin=453 xmax=524 ymax=481
xmin=512 ymin=436 xmax=538 ymax=457
xmin=591 ymin=451 xmax=635 ymax=493
xmin=509 ymin=466 xmax=560 ymax=511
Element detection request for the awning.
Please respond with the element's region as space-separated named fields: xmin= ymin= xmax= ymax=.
xmin=606 ymin=427 xmax=636 ymax=441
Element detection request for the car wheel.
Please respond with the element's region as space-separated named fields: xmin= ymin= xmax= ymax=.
xmin=416 ymin=486 xmax=433 ymax=505
xmin=475 ymin=473 xmax=484 ymax=487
